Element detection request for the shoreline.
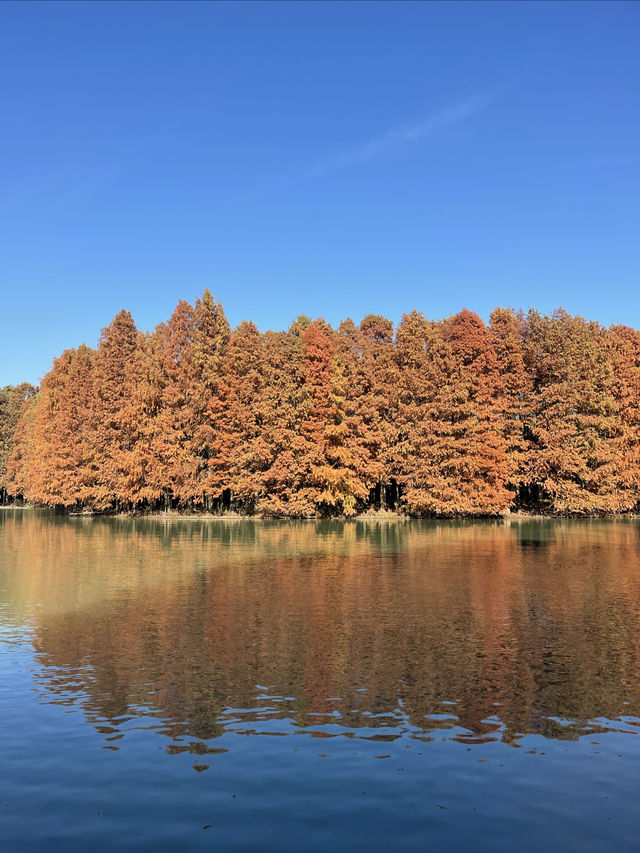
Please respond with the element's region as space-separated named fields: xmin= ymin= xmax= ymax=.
xmin=3 ymin=505 xmax=638 ymax=522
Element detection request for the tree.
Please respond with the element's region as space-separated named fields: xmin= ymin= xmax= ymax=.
xmin=125 ymin=330 xmax=168 ymax=507
xmin=0 ymin=383 xmax=37 ymax=503
xmin=5 ymin=348 xmax=96 ymax=506
xmin=442 ymin=309 xmax=512 ymax=514
xmin=523 ymin=310 xmax=623 ymax=514
xmin=206 ymin=320 xmax=268 ymax=510
xmin=144 ymin=299 xmax=197 ymax=506
xmin=131 ymin=290 xmax=230 ymax=509
xmin=90 ymin=309 xmax=143 ymax=509
xmin=390 ymin=309 xmax=439 ymax=512
xmin=257 ymin=324 xmax=316 ymax=516
xmin=393 ymin=310 xmax=511 ymax=516
xmin=604 ymin=324 xmax=640 ymax=511
xmin=47 ymin=345 xmax=96 ymax=507
xmin=300 ymin=320 xmax=377 ymax=515
xmin=188 ymin=290 xmax=231 ymax=505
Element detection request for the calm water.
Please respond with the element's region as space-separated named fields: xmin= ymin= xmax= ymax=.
xmin=1 ymin=511 xmax=639 ymax=852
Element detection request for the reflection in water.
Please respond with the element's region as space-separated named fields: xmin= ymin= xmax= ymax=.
xmin=2 ymin=511 xmax=639 ymax=751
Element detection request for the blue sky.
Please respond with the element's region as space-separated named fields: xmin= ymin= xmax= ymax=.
xmin=1 ymin=0 xmax=639 ymax=386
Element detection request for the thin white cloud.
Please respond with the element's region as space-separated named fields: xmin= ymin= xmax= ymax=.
xmin=304 ymin=91 xmax=495 ymax=179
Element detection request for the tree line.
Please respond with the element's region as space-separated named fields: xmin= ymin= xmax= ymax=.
xmin=1 ymin=290 xmax=639 ymax=516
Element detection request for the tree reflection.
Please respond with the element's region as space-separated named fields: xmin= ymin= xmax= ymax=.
xmin=2 ymin=512 xmax=639 ymax=750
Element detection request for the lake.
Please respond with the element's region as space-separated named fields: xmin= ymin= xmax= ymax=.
xmin=1 ymin=510 xmax=639 ymax=851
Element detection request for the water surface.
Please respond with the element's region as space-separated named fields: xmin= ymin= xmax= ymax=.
xmin=1 ymin=511 xmax=639 ymax=851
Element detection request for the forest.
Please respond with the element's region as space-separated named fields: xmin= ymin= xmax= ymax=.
xmin=1 ymin=290 xmax=639 ymax=517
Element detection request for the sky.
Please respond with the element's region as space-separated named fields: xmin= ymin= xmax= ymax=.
xmin=1 ymin=0 xmax=639 ymax=386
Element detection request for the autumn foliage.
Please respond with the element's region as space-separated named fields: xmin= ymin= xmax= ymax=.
xmin=2 ymin=292 xmax=639 ymax=516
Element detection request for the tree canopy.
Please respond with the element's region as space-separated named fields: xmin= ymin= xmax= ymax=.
xmin=3 ymin=292 xmax=639 ymax=517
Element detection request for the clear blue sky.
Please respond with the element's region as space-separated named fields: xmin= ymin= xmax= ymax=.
xmin=1 ymin=0 xmax=639 ymax=386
